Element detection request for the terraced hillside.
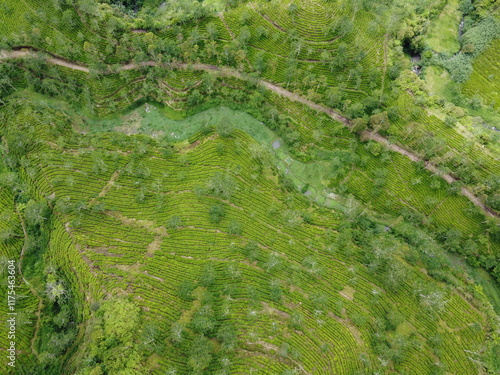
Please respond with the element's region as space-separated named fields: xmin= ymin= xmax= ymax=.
xmin=1 ymin=102 xmax=499 ymax=374
xmin=462 ymin=38 xmax=500 ymax=109
xmin=0 ymin=0 xmax=500 ymax=374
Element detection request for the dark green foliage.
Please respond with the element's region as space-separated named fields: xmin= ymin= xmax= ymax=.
xmin=24 ymin=199 xmax=50 ymax=229
xmin=188 ymin=335 xmax=214 ymax=374
xmin=178 ymin=280 xmax=196 ymax=301
xmin=200 ymin=263 xmax=217 ymax=288
xmin=227 ymin=219 xmax=242 ymax=235
xmin=208 ymin=203 xmax=226 ymax=223
xmin=217 ymin=324 xmax=237 ymax=352
xmin=80 ymin=298 xmax=146 ymax=374
xmin=242 ymin=241 xmax=259 ymax=262
xmin=387 ymin=64 xmax=402 ymax=80
xmin=442 ymin=53 xmax=473 ymax=83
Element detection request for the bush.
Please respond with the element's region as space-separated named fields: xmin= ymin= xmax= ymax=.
xmin=442 ymin=53 xmax=472 ymax=83
xmin=208 ymin=203 xmax=226 ymax=223
xmin=242 ymin=241 xmax=259 ymax=262
xmin=178 ymin=280 xmax=196 ymax=301
xmin=227 ymin=220 xmax=242 ymax=235
xmin=207 ymin=172 xmax=237 ymax=199
xmin=167 ymin=215 xmax=183 ymax=229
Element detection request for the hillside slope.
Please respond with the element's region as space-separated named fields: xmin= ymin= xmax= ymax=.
xmin=0 ymin=0 xmax=499 ymax=374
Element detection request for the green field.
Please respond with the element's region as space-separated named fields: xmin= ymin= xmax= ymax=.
xmin=425 ymin=0 xmax=462 ymax=54
xmin=1 ymin=0 xmax=500 ymax=374
xmin=463 ymin=38 xmax=500 ymax=108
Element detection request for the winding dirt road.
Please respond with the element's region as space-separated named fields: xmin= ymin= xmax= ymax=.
xmin=0 ymin=48 xmax=497 ymax=218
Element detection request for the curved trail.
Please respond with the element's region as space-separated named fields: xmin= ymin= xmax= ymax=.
xmin=1 ymin=49 xmax=498 ymax=219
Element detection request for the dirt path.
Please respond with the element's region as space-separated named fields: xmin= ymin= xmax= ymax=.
xmin=0 ymin=48 xmax=497 ymax=218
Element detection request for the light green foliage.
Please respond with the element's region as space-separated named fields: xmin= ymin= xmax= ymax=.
xmin=0 ymin=0 xmax=500 ymax=374
xmin=206 ymin=172 xmax=237 ymax=200
xmin=463 ymin=37 xmax=500 ymax=109
xmin=0 ymin=104 xmax=498 ymax=374
xmin=425 ymin=0 xmax=462 ymax=53
xmin=82 ymin=298 xmax=144 ymax=374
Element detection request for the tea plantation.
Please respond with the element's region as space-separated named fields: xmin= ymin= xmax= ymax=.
xmin=0 ymin=0 xmax=499 ymax=374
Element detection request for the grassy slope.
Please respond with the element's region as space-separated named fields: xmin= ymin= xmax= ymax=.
xmin=74 ymin=80 xmax=500 ymax=264
xmin=463 ymin=38 xmax=500 ymax=109
xmin=1 ymin=104 xmax=497 ymax=374
xmin=425 ymin=0 xmax=462 ymax=54
xmin=0 ymin=0 xmax=499 ymax=373
xmin=5 ymin=57 xmax=499 ymax=276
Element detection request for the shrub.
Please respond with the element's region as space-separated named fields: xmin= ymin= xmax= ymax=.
xmin=167 ymin=215 xmax=183 ymax=229
xmin=442 ymin=53 xmax=472 ymax=83
xmin=206 ymin=172 xmax=237 ymax=199
xmin=178 ymin=280 xmax=195 ymax=301
xmin=242 ymin=241 xmax=259 ymax=262
xmin=227 ymin=220 xmax=242 ymax=235
xmin=208 ymin=203 xmax=226 ymax=224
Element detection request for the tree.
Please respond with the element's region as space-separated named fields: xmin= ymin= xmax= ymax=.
xmin=206 ymin=172 xmax=237 ymax=200
xmin=217 ymin=324 xmax=237 ymax=352
xmin=351 ymin=117 xmax=368 ymax=132
xmin=287 ymin=3 xmax=299 ymax=17
xmin=192 ymin=306 xmax=217 ymax=335
xmin=325 ymin=87 xmax=343 ymax=108
xmin=178 ymin=280 xmax=195 ymax=301
xmin=91 ymin=154 xmax=108 ymax=175
xmin=238 ymin=27 xmax=251 ymax=45
xmin=332 ymin=43 xmax=349 ymax=69
xmin=82 ymin=298 xmax=144 ymax=374
xmin=242 ymin=241 xmax=259 ymax=262
xmin=206 ymin=22 xmax=218 ymax=40
xmin=444 ymin=115 xmax=457 ymax=127
xmin=365 ymin=141 xmax=382 ymax=156
xmin=269 ymin=278 xmax=282 ymax=302
xmin=45 ymin=274 xmax=67 ymax=303
xmin=200 ymin=263 xmax=217 ymax=287
xmin=369 ymin=112 xmax=390 ymax=132
xmin=227 ymin=220 xmax=242 ymax=235
xmin=346 ymin=102 xmax=365 ymax=119
xmin=216 ymin=116 xmax=235 ymax=138
xmin=170 ymin=322 xmax=184 ymax=344
xmin=167 ymin=215 xmax=183 ymax=229
xmin=209 ymin=203 xmax=226 ymax=224
xmin=188 ymin=336 xmax=213 ymax=374
xmin=255 ymin=25 xmax=269 ymax=39
xmin=337 ymin=17 xmax=353 ymax=36
xmin=265 ymin=253 xmax=282 ymax=272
